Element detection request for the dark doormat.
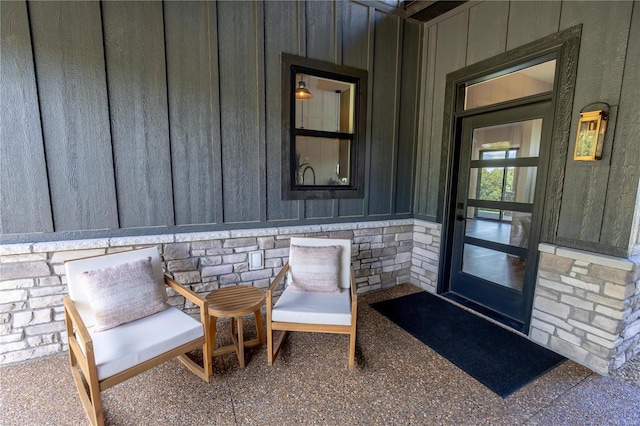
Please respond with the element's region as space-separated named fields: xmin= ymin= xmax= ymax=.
xmin=370 ymin=291 xmax=566 ymax=398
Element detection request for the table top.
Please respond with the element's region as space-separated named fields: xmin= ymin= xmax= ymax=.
xmin=205 ymin=285 xmax=265 ymax=318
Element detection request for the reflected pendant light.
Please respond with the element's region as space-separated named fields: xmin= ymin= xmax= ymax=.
xmin=295 ymin=80 xmax=313 ymax=100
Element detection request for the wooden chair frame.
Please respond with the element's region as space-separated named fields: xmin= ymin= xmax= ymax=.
xmin=266 ymin=263 xmax=358 ymax=370
xmin=64 ymin=276 xmax=212 ymax=426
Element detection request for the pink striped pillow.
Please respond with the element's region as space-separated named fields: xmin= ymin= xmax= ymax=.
xmin=78 ymin=257 xmax=169 ymax=332
xmin=288 ymin=245 xmax=342 ymax=293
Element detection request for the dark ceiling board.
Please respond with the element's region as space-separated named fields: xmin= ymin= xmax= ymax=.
xmin=402 ymin=1 xmax=437 ymax=16
xmin=409 ymin=1 xmax=468 ymax=22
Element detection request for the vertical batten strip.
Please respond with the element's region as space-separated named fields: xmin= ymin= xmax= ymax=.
xmin=161 ymin=1 xmax=177 ymax=227
xmin=210 ymin=1 xmax=224 ymax=225
xmin=256 ymin=0 xmax=268 ymax=223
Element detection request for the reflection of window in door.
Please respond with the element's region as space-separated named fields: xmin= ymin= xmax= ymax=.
xmin=475 ymin=148 xmax=518 ymax=221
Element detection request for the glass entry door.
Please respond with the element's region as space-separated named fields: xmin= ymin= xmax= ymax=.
xmin=449 ymin=102 xmax=550 ymax=324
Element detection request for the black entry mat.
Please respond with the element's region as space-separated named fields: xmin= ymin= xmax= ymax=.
xmin=370 ymin=291 xmax=566 ymax=398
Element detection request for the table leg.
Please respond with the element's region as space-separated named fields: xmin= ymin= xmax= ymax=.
xmin=237 ymin=316 xmax=244 ymax=368
xmin=209 ymin=315 xmax=218 ymax=356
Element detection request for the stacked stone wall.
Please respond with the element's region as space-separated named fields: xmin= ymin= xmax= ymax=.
xmin=410 ymin=220 xmax=442 ymax=293
xmin=4 ymin=219 xmax=638 ymax=375
xmin=530 ymin=244 xmax=640 ymax=375
xmin=0 ymin=220 xmax=414 ymax=365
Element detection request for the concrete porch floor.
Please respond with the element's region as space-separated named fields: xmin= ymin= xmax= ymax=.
xmin=1 ymin=284 xmax=638 ymax=425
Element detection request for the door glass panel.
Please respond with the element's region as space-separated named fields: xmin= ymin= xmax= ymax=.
xmin=464 ymin=60 xmax=555 ymax=110
xmin=470 ymin=119 xmax=542 ymax=160
xmin=462 ymin=244 xmax=526 ymax=291
xmin=295 ymin=136 xmax=350 ymax=186
xmin=468 ymin=167 xmax=538 ymax=204
xmin=465 ymin=212 xmax=532 ymax=248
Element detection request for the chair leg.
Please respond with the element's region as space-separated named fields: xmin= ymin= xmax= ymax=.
xmin=254 ymin=309 xmax=265 ymax=345
xmin=267 ymin=328 xmax=287 ymax=366
xmin=267 ymin=318 xmax=274 ymax=365
xmin=348 ymin=329 xmax=356 ymax=371
xmin=69 ymin=349 xmax=104 ymax=426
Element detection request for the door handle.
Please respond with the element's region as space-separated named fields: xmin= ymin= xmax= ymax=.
xmin=456 ymin=214 xmax=465 ymax=221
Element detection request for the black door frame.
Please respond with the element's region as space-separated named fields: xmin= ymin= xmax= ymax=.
xmin=436 ymin=26 xmax=582 ymax=333
xmin=450 ymin=101 xmax=552 ymax=326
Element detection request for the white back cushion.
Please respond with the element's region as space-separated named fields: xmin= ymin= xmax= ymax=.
xmin=288 ymin=237 xmax=351 ymax=289
xmin=65 ymin=247 xmax=165 ymax=327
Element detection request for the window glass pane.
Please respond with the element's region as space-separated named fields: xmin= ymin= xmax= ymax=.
xmin=464 ymin=60 xmax=556 ymax=110
xmin=464 ymin=212 xmax=532 ymax=248
xmin=295 ymin=74 xmax=355 ymax=133
xmin=468 ymin=166 xmax=537 ymax=204
xmin=462 ymin=244 xmax=525 ymax=291
xmin=471 ymin=119 xmax=542 ymax=160
xmin=295 ymin=136 xmax=350 ymax=186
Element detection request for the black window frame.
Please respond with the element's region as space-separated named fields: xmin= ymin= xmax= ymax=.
xmin=280 ymin=53 xmax=367 ymax=200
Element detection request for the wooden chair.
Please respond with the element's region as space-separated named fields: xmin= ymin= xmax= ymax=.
xmin=266 ymin=237 xmax=357 ymax=370
xmin=63 ymin=247 xmax=212 ymax=426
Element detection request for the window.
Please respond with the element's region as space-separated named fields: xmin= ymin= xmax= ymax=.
xmin=281 ymin=54 xmax=367 ymax=200
xmin=464 ymin=58 xmax=556 ymax=110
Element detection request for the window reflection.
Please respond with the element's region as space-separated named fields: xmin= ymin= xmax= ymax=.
xmin=462 ymin=243 xmax=526 ymax=291
xmin=470 ymin=119 xmax=542 ymax=160
xmin=295 ymin=136 xmax=350 ymax=186
xmin=295 ymin=74 xmax=355 ymax=133
xmin=464 ymin=60 xmax=556 ymax=110
xmin=469 ymin=166 xmax=538 ymax=205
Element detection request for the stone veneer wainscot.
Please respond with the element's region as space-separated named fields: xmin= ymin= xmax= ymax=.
xmin=2 ymin=219 xmax=638 ymax=377
xmin=530 ymin=243 xmax=640 ymax=375
xmin=0 ymin=219 xmax=418 ymax=365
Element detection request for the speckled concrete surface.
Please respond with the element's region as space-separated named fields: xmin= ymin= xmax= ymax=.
xmin=1 ymin=284 xmax=638 ymax=425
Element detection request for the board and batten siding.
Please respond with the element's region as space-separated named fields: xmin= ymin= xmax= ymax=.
xmin=0 ymin=0 xmax=420 ymax=242
xmin=414 ymin=0 xmax=640 ymax=258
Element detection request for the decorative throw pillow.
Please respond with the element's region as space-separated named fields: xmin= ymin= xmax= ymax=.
xmin=288 ymin=244 xmax=342 ymax=293
xmin=77 ymin=256 xmax=169 ymax=332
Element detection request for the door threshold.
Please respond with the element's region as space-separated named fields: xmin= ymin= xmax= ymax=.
xmin=441 ymin=292 xmax=525 ymax=333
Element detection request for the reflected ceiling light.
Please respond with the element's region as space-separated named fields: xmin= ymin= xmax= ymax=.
xmin=295 ymin=80 xmax=313 ymax=100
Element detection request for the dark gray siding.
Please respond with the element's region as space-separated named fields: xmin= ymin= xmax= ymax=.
xmin=555 ymin=1 xmax=633 ymax=248
xmin=414 ymin=0 xmax=640 ymax=257
xmin=264 ymin=1 xmax=299 ymax=222
xmin=29 ymin=1 xmax=119 ymax=232
xmin=369 ymin=11 xmax=401 ymax=216
xmin=165 ymin=1 xmax=222 ymax=225
xmin=395 ymin=20 xmax=421 ymax=214
xmin=0 ymin=0 xmax=418 ymax=241
xmin=103 ymin=1 xmax=175 ymax=228
xmin=0 ymin=1 xmax=53 ymax=233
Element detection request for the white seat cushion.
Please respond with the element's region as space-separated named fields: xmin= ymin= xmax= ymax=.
xmin=89 ymin=307 xmax=203 ymax=380
xmin=272 ymin=286 xmax=352 ymax=326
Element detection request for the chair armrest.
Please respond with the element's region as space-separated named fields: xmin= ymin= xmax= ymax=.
xmin=350 ymin=265 xmax=357 ymax=313
xmin=63 ymin=296 xmax=93 ymax=350
xmin=267 ymin=263 xmax=289 ymax=296
xmin=164 ymin=276 xmax=206 ymax=310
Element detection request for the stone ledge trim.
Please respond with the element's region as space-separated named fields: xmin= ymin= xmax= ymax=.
xmin=538 ymin=243 xmax=634 ymax=271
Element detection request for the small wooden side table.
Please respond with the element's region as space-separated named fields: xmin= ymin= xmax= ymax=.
xmin=205 ymin=285 xmax=266 ymax=368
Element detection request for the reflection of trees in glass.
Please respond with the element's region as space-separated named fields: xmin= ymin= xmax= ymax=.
xmin=576 ymin=130 xmax=595 ymax=157
xmin=479 ymin=167 xmax=514 ymax=201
